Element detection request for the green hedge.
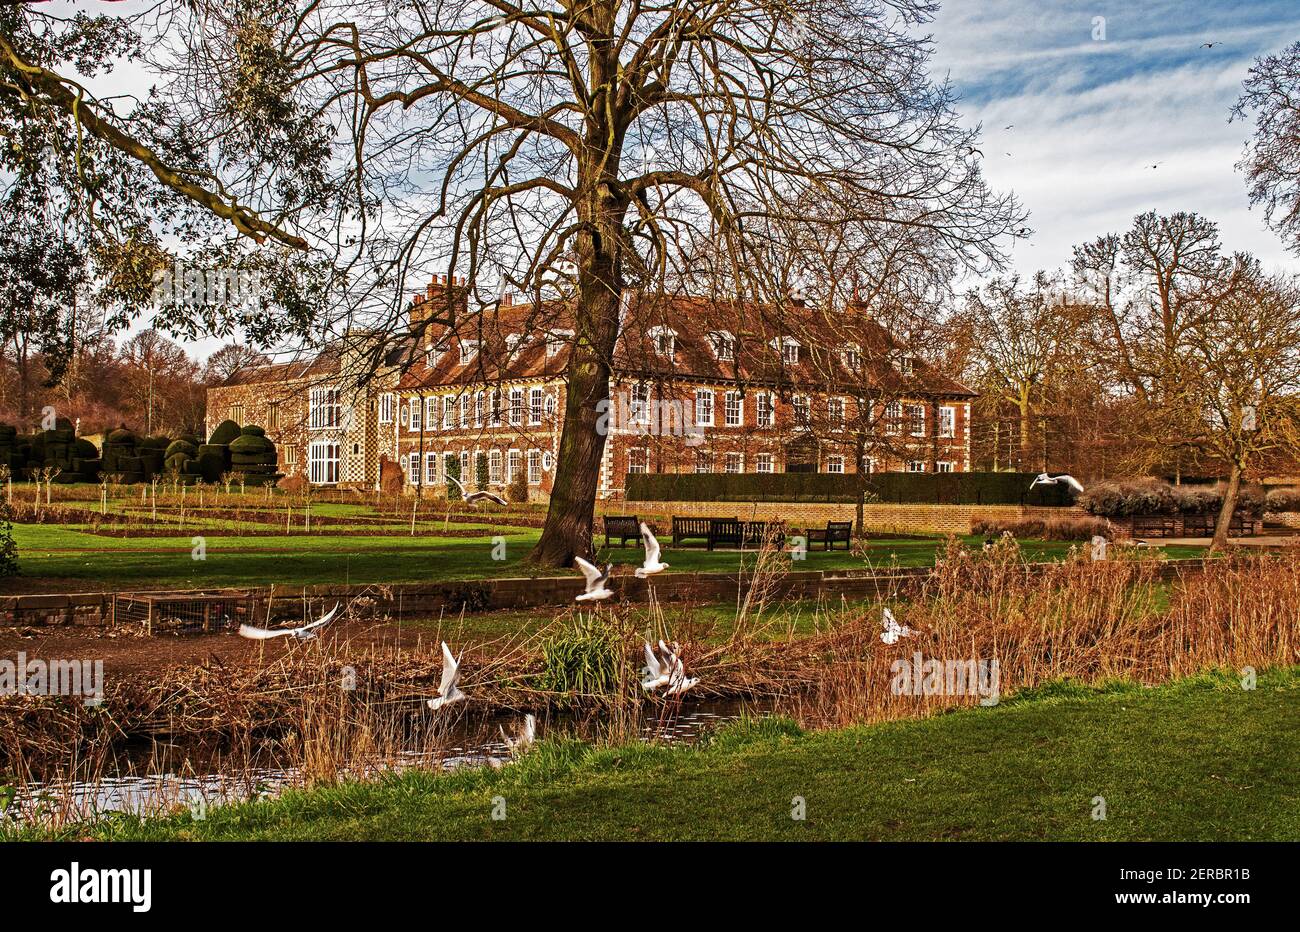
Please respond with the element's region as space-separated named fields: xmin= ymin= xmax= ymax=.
xmin=624 ymin=471 xmax=1072 ymax=506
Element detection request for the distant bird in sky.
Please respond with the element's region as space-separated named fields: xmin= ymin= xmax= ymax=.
xmin=1029 ymin=473 xmax=1085 ymax=494
xmin=881 ymin=607 xmax=912 ymax=645
xmin=1202 ymin=41 xmax=1220 ymax=48
xmin=446 ymin=473 xmax=508 ymax=507
xmin=500 ymin=713 xmax=536 ymax=753
xmin=427 ymin=641 xmax=466 ymax=710
xmin=635 ymin=522 xmax=669 ymax=578
xmin=574 ymin=556 xmax=615 ymax=602
xmin=239 ymin=603 xmax=340 ymax=640
xmin=965 ymin=145 xmax=983 ymax=157
xmin=1004 ymin=124 xmax=1015 ymax=130
xmin=1148 ymin=161 xmax=1164 ymax=170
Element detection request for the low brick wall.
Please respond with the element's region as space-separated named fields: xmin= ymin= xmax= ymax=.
xmin=2 ymin=558 xmax=1212 ymax=628
xmin=613 ymin=500 xmax=1087 ymax=536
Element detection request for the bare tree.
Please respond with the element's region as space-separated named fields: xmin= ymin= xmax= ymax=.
xmin=1234 ymin=41 xmax=1300 ymax=254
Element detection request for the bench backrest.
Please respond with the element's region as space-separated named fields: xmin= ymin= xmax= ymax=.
xmin=604 ymin=516 xmax=639 ymax=532
xmin=672 ymin=516 xmax=712 ymax=534
xmin=826 ymin=521 xmax=853 ymax=535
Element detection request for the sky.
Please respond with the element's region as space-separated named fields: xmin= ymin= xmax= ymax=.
xmin=928 ymin=0 xmax=1300 ymax=282
xmin=100 ymin=0 xmax=1300 ymax=358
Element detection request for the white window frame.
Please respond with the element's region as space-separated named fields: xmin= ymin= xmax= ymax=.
xmin=309 ymin=388 xmax=341 ymax=430
xmin=884 ymin=401 xmax=902 ymax=436
xmin=694 ymin=450 xmax=713 ymax=474
xmin=825 ymin=455 xmax=845 ymax=474
xmin=792 ymin=394 xmax=810 ymax=426
xmin=406 ymin=453 xmax=419 ymax=486
xmin=409 ymin=398 xmax=422 ymax=432
xmin=695 ymin=389 xmax=714 ymax=427
xmin=442 ymin=396 xmax=455 ymax=430
xmin=908 ymin=403 xmax=926 ymax=437
xmin=425 ymin=396 xmax=438 ymax=431
xmin=828 ymin=396 xmax=845 ymax=430
xmin=308 ymin=440 xmax=340 ymax=484
xmin=627 ymin=447 xmax=649 ymax=474
xmin=527 ymin=449 xmax=542 ymax=485
xmin=528 ymin=387 xmax=544 ymax=425
xmin=710 ymin=331 xmax=735 ymax=361
xmin=489 ymin=449 xmax=503 ymax=484
xmin=459 ymin=395 xmax=470 ymax=428
xmin=724 ymin=390 xmax=743 ymax=427
xmin=907 ymin=460 xmax=926 ymax=473
xmin=459 ymin=341 xmax=478 ymax=365
xmin=936 ymin=460 xmax=956 ymax=473
xmin=649 ymin=326 xmax=677 ymax=359
xmin=425 ymin=451 xmax=439 ymax=485
xmin=756 ymin=392 xmax=774 ymax=428
xmin=724 ymin=452 xmax=744 ymax=474
xmin=939 ymin=405 xmax=956 ymax=439
xmin=507 ymin=448 xmax=521 ymax=482
xmin=630 ymin=383 xmax=651 ymax=425
xmin=755 ymin=453 xmax=774 ymax=474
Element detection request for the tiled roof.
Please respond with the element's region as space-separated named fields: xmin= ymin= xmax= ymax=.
xmin=218 ymin=350 xmax=340 ymax=386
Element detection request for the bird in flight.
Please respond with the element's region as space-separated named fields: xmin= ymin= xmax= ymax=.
xmin=1029 ymin=473 xmax=1085 ymax=494
xmin=446 ymin=473 xmax=508 ymax=507
xmin=574 ymin=556 xmax=615 ymax=602
xmin=1201 ymin=41 xmax=1220 ymax=48
xmin=239 ymin=603 xmax=341 ymax=640
xmin=1004 ymin=124 xmax=1015 ymax=130
xmin=500 ymin=713 xmax=536 ymax=753
xmin=427 ymin=641 xmax=466 ymax=710
xmin=641 ymin=641 xmax=674 ymax=691
xmin=881 ymin=607 xmax=913 ymax=645
xmin=635 ymin=522 xmax=669 ymax=578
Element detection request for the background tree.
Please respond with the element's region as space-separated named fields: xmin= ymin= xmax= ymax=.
xmin=1234 ymin=41 xmax=1300 ymax=253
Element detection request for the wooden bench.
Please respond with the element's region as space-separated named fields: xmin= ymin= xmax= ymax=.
xmin=708 ymin=518 xmax=743 ymax=551
xmin=741 ymin=520 xmax=786 ymax=547
xmin=1131 ymin=514 xmax=1178 ymax=538
xmin=603 ymin=515 xmax=641 ymax=548
xmin=672 ymin=516 xmax=715 ymax=547
xmin=805 ymin=520 xmax=853 ymax=551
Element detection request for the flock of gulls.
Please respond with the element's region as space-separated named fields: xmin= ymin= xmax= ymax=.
xmin=235 ymin=480 xmax=1097 ymax=747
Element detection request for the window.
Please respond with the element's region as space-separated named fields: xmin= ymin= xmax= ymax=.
xmin=780 ymin=338 xmax=800 ymax=365
xmin=544 ymin=393 xmax=557 ymax=419
xmin=711 ymin=331 xmax=736 ymax=361
xmin=506 ymin=334 xmax=526 ymax=356
xmin=426 ymin=451 xmax=439 ymax=484
xmin=755 ymin=453 xmax=774 ymax=474
xmin=509 ymin=389 xmax=524 ymax=426
xmin=695 ymin=389 xmax=714 ymax=427
xmin=229 ymin=404 xmax=245 ymax=424
xmin=825 ymin=455 xmax=845 ymax=474
xmin=694 ymin=450 xmax=713 ymax=474
xmin=443 ymin=396 xmax=455 ymax=430
xmin=459 ymin=341 xmax=478 ymax=365
xmin=426 ymin=396 xmax=439 ymax=430
xmin=828 ymin=397 xmax=845 ymax=429
xmin=756 ymin=393 xmax=774 ymax=428
xmin=841 ymin=345 xmax=861 ymax=371
xmin=529 ymin=387 xmax=544 ymax=425
xmin=268 ymin=402 xmax=281 ymax=429
xmin=459 ymin=394 xmax=470 ymax=428
xmin=884 ymin=401 xmax=902 ymax=435
xmin=546 ymin=331 xmax=571 ymax=357
xmin=308 ymin=440 xmax=340 ymax=484
xmin=426 ymin=345 xmax=443 ymax=368
xmin=724 ymin=452 xmax=744 ymax=474
xmin=378 ymin=394 xmax=394 ymax=424
xmin=936 ymin=461 xmax=956 ymax=473
xmin=283 ymin=445 xmax=297 ymax=466
xmin=489 ymin=449 xmax=503 ymax=484
xmin=650 ymin=327 xmax=677 ymax=358
xmin=460 ymin=450 xmax=470 ymax=481
xmin=474 ymin=391 xmax=484 ymax=427
xmin=489 ymin=390 xmax=502 ymax=427
xmin=407 ymin=454 xmax=419 ymax=486
xmin=628 ymin=447 xmax=648 ymax=474
xmin=792 ymin=395 xmax=810 ymax=426
xmin=908 ymin=404 xmax=926 ymax=437
xmin=527 ymin=449 xmax=542 ymax=485
xmin=898 ymin=355 xmax=916 ymax=377
xmin=308 ymin=388 xmax=340 ymax=430
xmin=907 ymin=460 xmax=926 ymax=473
xmin=724 ymin=391 xmax=744 ymax=427
xmin=939 ymin=405 xmax=956 ymax=439
xmin=409 ymin=398 xmax=422 ymax=431
xmin=507 ymin=449 xmax=521 ymax=482
xmin=630 ymin=383 xmax=651 ymax=424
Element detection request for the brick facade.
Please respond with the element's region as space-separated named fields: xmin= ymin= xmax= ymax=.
xmin=206 ymin=279 xmax=976 ymax=498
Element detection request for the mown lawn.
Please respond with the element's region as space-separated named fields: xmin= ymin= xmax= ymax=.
xmin=33 ymin=668 xmax=1298 ymax=842
xmin=6 ymin=523 xmax=1205 ymax=591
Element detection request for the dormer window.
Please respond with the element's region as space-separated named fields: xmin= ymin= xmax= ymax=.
xmin=505 ymin=334 xmax=526 ymax=355
xmin=426 ymin=344 xmax=445 ymax=368
xmin=771 ymin=336 xmax=801 ymax=366
xmin=898 ymin=355 xmax=916 ymax=377
xmin=648 ymin=326 xmax=677 ymax=359
xmin=546 ymin=329 xmax=573 ymax=357
xmin=709 ymin=331 xmax=736 ymax=361
xmin=842 ymin=344 xmax=861 ymax=371
xmin=459 ymin=341 xmax=478 ymax=365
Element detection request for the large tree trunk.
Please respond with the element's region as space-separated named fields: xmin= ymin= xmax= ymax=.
xmin=1210 ymin=461 xmax=1242 ymax=553
xmin=528 ymin=190 xmax=626 ymax=567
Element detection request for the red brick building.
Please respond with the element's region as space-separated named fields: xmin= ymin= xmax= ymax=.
xmin=206 ymin=279 xmax=975 ymax=498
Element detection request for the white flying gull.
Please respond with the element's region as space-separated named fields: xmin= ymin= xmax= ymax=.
xmin=239 ymin=603 xmax=341 ymax=641
xmin=427 ymin=641 xmax=466 ymax=710
xmin=664 ymin=650 xmax=699 ymax=696
xmin=574 ymin=556 xmax=615 ymax=602
xmin=641 ymin=641 xmax=672 ymax=691
xmin=635 ymin=522 xmax=670 ymax=578
xmin=446 ymin=473 xmax=508 ymax=507
xmin=880 ymin=607 xmax=912 ymax=645
xmin=1029 ymin=473 xmax=1085 ymax=494
xmin=500 ymin=713 xmax=536 ymax=753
